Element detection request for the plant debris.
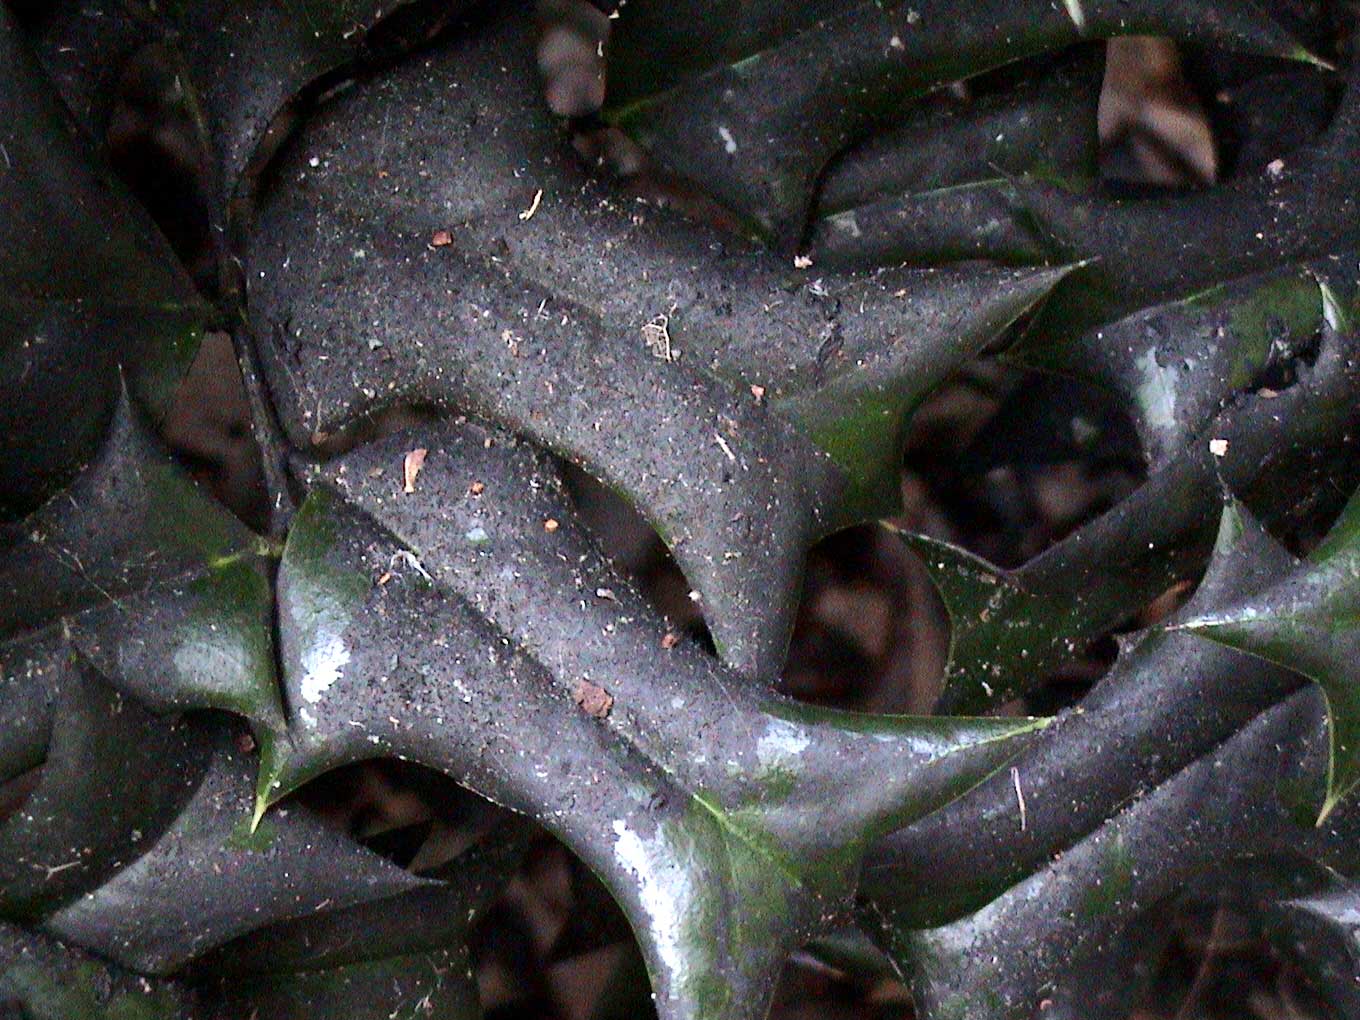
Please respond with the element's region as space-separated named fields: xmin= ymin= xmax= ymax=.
xmin=573 ymin=679 xmax=614 ymax=718
xmin=403 ymin=447 xmax=428 ymax=493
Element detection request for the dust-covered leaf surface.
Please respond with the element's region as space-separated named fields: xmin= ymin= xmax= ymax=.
xmin=246 ymin=3 xmax=1070 ymax=677
xmin=602 ymin=0 xmax=1319 ymax=243
xmin=255 ymin=420 xmax=1042 ymax=1020
xmin=5 ymin=1 xmax=1360 ymax=1018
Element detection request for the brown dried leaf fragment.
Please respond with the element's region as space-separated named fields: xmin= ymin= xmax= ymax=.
xmin=403 ymin=448 xmax=428 ymax=493
xmin=573 ymin=680 xmax=614 ymax=719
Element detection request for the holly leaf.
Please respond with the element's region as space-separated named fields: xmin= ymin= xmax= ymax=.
xmin=865 ymin=498 xmax=1304 ymax=927
xmin=803 ymin=60 xmax=1358 ymax=348
xmin=200 ymin=814 xmax=531 ymax=977
xmin=901 ymin=292 xmax=1360 ymax=712
xmin=0 ymin=670 xmax=211 ymax=922
xmin=1177 ymin=484 xmax=1360 ymax=821
xmin=1012 ymin=64 xmax=1359 ymax=346
xmin=863 ymin=683 xmax=1360 ymax=1020
xmin=602 ymin=0 xmax=1320 ymax=244
xmin=858 ymin=499 xmax=1360 ymax=1018
xmin=19 ymin=0 xmax=472 ymax=229
xmin=207 ymin=947 xmax=481 ymax=1020
xmin=0 ymin=391 xmax=285 ymax=765
xmin=811 ymin=48 xmax=1104 ymax=269
xmin=0 ymin=9 xmax=208 ymax=517
xmin=1257 ymin=882 xmax=1360 ymax=1019
xmin=0 ymin=924 xmax=199 ymax=1020
xmin=245 ymin=3 xmax=1070 ymax=678
xmin=255 ymin=419 xmax=1045 ymax=1020
xmin=42 ymin=722 xmax=429 ymax=975
xmin=1009 ymin=256 xmax=1356 ymax=470
xmin=5 ymin=861 xmax=489 ymax=1020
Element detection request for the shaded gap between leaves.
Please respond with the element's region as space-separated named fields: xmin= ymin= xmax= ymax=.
xmin=1128 ymin=888 xmax=1336 ymax=1020
xmin=287 ymin=757 xmax=509 ymax=872
xmin=476 ymin=832 xmax=646 ymax=1020
xmin=557 ymin=461 xmax=719 ymax=660
xmin=0 ymin=763 xmax=44 ymax=828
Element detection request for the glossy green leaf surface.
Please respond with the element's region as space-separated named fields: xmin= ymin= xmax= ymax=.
xmin=1010 ymin=256 xmax=1358 ymax=470
xmin=0 ymin=393 xmax=283 ymax=767
xmin=867 ymin=686 xmax=1360 ymax=1020
xmin=256 ymin=420 xmax=1043 ymax=1020
xmin=860 ymin=498 xmax=1360 ymax=1018
xmin=903 ymin=301 xmax=1360 ymax=712
xmin=0 ymin=671 xmax=210 ymax=923
xmin=865 ymin=499 xmax=1304 ymax=926
xmin=1178 ymin=486 xmax=1360 ymax=820
xmin=42 ymin=723 xmax=429 ymax=975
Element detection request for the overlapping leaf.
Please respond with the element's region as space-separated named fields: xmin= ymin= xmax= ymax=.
xmin=1012 ymin=62 xmax=1360 ymax=346
xmin=900 ymin=285 xmax=1360 ymax=712
xmin=18 ymin=0 xmax=473 ymax=232
xmin=0 ymin=402 xmax=501 ymax=1014
xmin=245 ymin=2 xmax=1071 ymax=678
xmin=602 ymin=0 xmax=1321 ymax=244
xmin=5 ymin=1 xmax=1360 ymax=1017
xmin=1 ymin=919 xmax=484 ymax=1020
xmin=866 ymin=686 xmax=1360 ymax=1020
xmin=811 ymin=49 xmax=1104 ymax=268
xmin=812 ymin=58 xmax=1359 ymax=352
xmin=0 ymin=9 xmax=208 ymax=517
xmin=1177 ymin=483 xmax=1360 ymax=819
xmin=1256 ymin=881 xmax=1360 ymax=1018
xmin=254 ymin=420 xmax=1043 ymax=1020
xmin=0 ymin=393 xmax=283 ymax=768
xmin=864 ymin=499 xmax=1305 ymax=927
xmin=0 ymin=923 xmax=198 ymax=1020
xmin=859 ymin=496 xmax=1360 ymax=1018
xmin=1009 ymin=255 xmax=1357 ymax=469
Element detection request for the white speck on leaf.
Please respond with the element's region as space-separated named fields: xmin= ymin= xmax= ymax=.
xmin=300 ymin=631 xmax=348 ymax=706
xmin=757 ymin=718 xmax=811 ymax=768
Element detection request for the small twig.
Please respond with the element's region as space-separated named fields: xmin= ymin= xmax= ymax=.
xmin=1173 ymin=901 xmax=1228 ymax=1020
xmin=518 ymin=187 xmax=543 ymax=221
xmin=1011 ymin=767 xmax=1027 ymax=831
xmin=33 ymin=859 xmax=83 ymax=880
xmin=642 ymin=313 xmax=674 ymax=362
